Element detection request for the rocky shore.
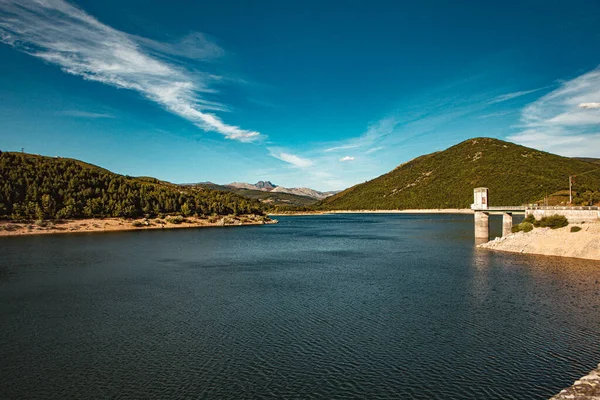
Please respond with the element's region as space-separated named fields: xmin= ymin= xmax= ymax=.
xmin=478 ymin=223 xmax=600 ymax=261
xmin=0 ymin=214 xmax=277 ymax=237
xmin=550 ymin=364 xmax=600 ymax=399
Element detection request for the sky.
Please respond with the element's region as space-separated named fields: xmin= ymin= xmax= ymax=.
xmin=1 ymin=0 xmax=600 ymax=191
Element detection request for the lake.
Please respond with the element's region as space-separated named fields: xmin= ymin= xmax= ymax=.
xmin=1 ymin=214 xmax=599 ymax=399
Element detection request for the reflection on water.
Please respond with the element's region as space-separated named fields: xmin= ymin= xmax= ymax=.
xmin=0 ymin=214 xmax=599 ymax=400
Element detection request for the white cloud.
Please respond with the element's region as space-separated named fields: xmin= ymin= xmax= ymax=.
xmin=477 ymin=111 xmax=512 ymax=119
xmin=57 ymin=110 xmax=114 ymax=118
xmin=488 ymin=87 xmax=546 ymax=104
xmin=0 ymin=0 xmax=261 ymax=142
xmin=134 ymin=32 xmax=225 ymax=61
xmin=268 ymin=149 xmax=313 ymax=168
xmin=366 ymin=146 xmax=384 ymax=154
xmin=508 ymin=67 xmax=600 ymax=156
xmin=339 ymin=156 xmax=354 ymax=162
xmin=546 ymin=112 xmax=600 ymax=126
xmin=323 ymin=144 xmax=360 ymax=153
xmin=363 ymin=117 xmax=399 ymax=140
xmin=507 ymin=131 xmax=600 ymax=157
xmin=579 ymin=102 xmax=600 ymax=109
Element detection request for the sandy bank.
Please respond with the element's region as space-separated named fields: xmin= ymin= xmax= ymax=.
xmin=478 ymin=223 xmax=600 ymax=261
xmin=0 ymin=215 xmax=277 ymax=237
xmin=270 ymin=209 xmax=474 ymax=216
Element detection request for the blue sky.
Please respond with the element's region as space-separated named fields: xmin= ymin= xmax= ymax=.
xmin=1 ymin=0 xmax=600 ymax=191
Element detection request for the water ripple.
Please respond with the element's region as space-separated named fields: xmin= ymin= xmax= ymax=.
xmin=0 ymin=214 xmax=599 ymax=399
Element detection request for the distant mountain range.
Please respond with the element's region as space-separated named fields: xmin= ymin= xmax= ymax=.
xmin=317 ymin=137 xmax=600 ymax=210
xmin=183 ymin=181 xmax=337 ymax=208
xmin=227 ymin=181 xmax=338 ymax=200
xmin=575 ymin=157 xmax=600 ymax=165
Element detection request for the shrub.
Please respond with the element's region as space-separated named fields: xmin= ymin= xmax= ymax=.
xmin=524 ymin=214 xmax=536 ymax=224
xmin=131 ymin=221 xmax=144 ymax=227
xmin=512 ymin=221 xmax=533 ymax=233
xmin=537 ymin=214 xmax=568 ymax=229
xmin=570 ymin=226 xmax=582 ymax=232
xmin=1 ymin=224 xmax=18 ymax=232
xmin=166 ymin=215 xmax=185 ymax=224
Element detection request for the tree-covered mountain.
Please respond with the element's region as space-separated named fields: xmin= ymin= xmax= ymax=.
xmin=317 ymin=138 xmax=600 ymax=210
xmin=0 ymin=152 xmax=264 ymax=220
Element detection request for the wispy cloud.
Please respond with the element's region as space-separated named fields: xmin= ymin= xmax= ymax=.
xmin=318 ymin=117 xmax=401 ymax=158
xmin=268 ymin=148 xmax=313 ymax=168
xmin=477 ymin=110 xmax=513 ymax=119
xmin=0 ymin=0 xmax=261 ymax=142
xmin=366 ymin=146 xmax=384 ymax=154
xmin=362 ymin=117 xmax=400 ymax=141
xmin=57 ymin=110 xmax=114 ymax=118
xmin=488 ymin=87 xmax=546 ymax=104
xmin=134 ymin=32 xmax=225 ymax=61
xmin=508 ymin=67 xmax=600 ymax=156
xmin=339 ymin=156 xmax=354 ymax=162
xmin=324 ymin=144 xmax=360 ymax=153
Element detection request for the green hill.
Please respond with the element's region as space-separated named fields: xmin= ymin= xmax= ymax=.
xmin=0 ymin=152 xmax=264 ymax=220
xmin=317 ymin=138 xmax=600 ymax=210
xmin=184 ymin=183 xmax=318 ymax=207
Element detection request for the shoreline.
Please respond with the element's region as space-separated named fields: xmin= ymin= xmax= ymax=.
xmin=478 ymin=223 xmax=600 ymax=261
xmin=0 ymin=215 xmax=277 ymax=237
xmin=269 ymin=208 xmax=474 ymax=216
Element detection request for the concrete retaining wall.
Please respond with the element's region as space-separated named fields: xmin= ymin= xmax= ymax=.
xmin=526 ymin=209 xmax=600 ymax=224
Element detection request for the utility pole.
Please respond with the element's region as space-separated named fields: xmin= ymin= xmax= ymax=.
xmin=569 ymin=175 xmax=575 ymax=204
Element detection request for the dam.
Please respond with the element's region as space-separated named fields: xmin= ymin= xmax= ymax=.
xmin=471 ymin=187 xmax=600 ymax=241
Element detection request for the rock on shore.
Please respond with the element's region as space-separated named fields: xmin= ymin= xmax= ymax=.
xmin=478 ymin=223 xmax=600 ymax=261
xmin=550 ymin=364 xmax=600 ymax=399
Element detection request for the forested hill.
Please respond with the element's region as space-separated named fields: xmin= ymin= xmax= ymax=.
xmin=317 ymin=138 xmax=600 ymax=210
xmin=0 ymin=152 xmax=264 ymax=220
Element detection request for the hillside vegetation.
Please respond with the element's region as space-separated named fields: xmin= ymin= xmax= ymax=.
xmin=0 ymin=152 xmax=264 ymax=220
xmin=318 ymin=138 xmax=600 ymax=210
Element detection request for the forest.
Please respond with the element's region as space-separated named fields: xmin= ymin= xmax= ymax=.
xmin=0 ymin=152 xmax=264 ymax=220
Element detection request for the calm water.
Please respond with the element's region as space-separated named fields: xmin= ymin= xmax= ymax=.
xmin=1 ymin=214 xmax=599 ymax=399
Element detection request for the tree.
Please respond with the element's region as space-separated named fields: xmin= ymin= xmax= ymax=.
xmin=41 ymin=194 xmax=56 ymax=219
xmin=180 ymin=202 xmax=191 ymax=216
